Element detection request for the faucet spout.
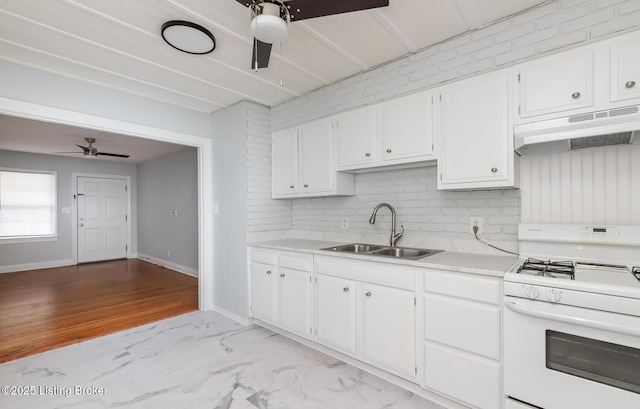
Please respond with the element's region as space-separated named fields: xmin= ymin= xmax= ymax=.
xmin=368 ymin=203 xmax=404 ymax=247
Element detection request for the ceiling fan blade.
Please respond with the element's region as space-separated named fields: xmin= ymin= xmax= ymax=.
xmin=76 ymin=144 xmax=90 ymax=152
xmin=55 ymin=151 xmax=84 ymax=154
xmin=96 ymin=152 xmax=130 ymax=158
xmin=286 ymin=0 xmax=389 ymax=21
xmin=252 ymin=38 xmax=272 ymax=69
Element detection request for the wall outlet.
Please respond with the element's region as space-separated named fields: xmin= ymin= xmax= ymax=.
xmin=341 ymin=217 xmax=349 ymax=230
xmin=470 ymin=217 xmax=483 ymax=234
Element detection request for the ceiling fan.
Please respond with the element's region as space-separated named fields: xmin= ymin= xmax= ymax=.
xmin=236 ymin=0 xmax=389 ymax=70
xmin=57 ymin=137 xmax=130 ymax=159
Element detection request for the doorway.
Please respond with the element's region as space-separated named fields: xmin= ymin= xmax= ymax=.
xmin=76 ymin=175 xmax=129 ymax=263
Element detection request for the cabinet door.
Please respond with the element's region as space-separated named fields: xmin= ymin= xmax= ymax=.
xmin=360 ymin=282 xmax=416 ymax=379
xmin=249 ymin=262 xmax=276 ymax=323
xmin=336 ymin=106 xmax=377 ymax=168
xmin=277 ymin=267 xmax=312 ymax=338
xmin=380 ymin=91 xmax=434 ymax=161
xmin=314 ymin=274 xmax=356 ymax=354
xmin=298 ymin=119 xmax=334 ymax=194
xmin=272 ymin=129 xmax=298 ymax=197
xmin=439 ymin=70 xmax=515 ymax=189
xmin=519 ymin=50 xmax=594 ymax=118
xmin=610 ymin=33 xmax=640 ymax=102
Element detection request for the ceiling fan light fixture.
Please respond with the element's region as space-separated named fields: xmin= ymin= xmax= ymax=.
xmin=251 ymin=14 xmax=288 ymax=43
xmin=161 ymin=20 xmax=216 ymax=54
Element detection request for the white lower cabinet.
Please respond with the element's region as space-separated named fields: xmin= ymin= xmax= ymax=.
xmin=314 ymin=274 xmax=357 ymax=354
xmin=422 ymin=269 xmax=502 ymax=409
xmin=360 ymin=282 xmax=416 ymax=378
xmin=314 ymin=255 xmax=418 ymax=381
xmin=249 ymin=248 xmax=312 ymax=339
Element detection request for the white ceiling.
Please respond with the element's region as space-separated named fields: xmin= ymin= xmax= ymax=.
xmin=0 ymin=0 xmax=549 ymax=161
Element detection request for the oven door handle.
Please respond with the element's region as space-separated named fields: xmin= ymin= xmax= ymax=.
xmin=505 ymin=302 xmax=640 ymax=338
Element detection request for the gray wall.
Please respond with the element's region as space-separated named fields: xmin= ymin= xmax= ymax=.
xmin=137 ymin=147 xmax=198 ymax=274
xmin=0 ymin=149 xmax=137 ymax=270
xmin=211 ymin=102 xmax=249 ymax=319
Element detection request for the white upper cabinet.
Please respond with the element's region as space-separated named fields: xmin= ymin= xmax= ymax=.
xmin=380 ymin=91 xmax=435 ymax=162
xmin=336 ymin=105 xmax=378 ymax=168
xmin=272 ymin=128 xmax=298 ymax=197
xmin=336 ymin=91 xmax=436 ymax=172
xmin=437 ymin=69 xmax=518 ymax=190
xmin=518 ymin=49 xmax=594 ymax=119
xmin=272 ymin=118 xmax=354 ymax=199
xmin=610 ymin=31 xmax=640 ymax=103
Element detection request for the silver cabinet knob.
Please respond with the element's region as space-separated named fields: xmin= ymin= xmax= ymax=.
xmin=386 ymin=149 xmax=392 ymax=153
xmin=304 ymin=184 xmax=309 ymax=188
xmin=289 ymin=185 xmax=294 ymax=189
xmin=491 ymin=167 xmax=498 ymax=173
xmin=343 ymin=287 xmax=350 ymax=292
xmin=280 ymin=273 xmax=285 ymax=278
xmin=365 ymin=291 xmax=372 ymax=297
xmin=365 ymin=152 xmax=371 ymax=157
xmin=266 ymin=270 xmax=271 ymax=275
xmin=626 ymin=80 xmax=636 ymax=89
xmin=79 ymin=223 xmax=84 ymax=227
xmin=571 ymin=92 xmax=581 ymax=99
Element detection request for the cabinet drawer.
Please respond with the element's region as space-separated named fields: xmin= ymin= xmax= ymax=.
xmin=424 ymin=341 xmax=501 ymax=409
xmin=279 ymin=252 xmax=312 ymax=272
xmin=424 ymin=269 xmax=501 ymax=305
xmin=424 ymin=293 xmax=500 ymax=360
xmin=250 ymin=249 xmax=277 ymax=265
xmin=315 ymin=255 xmax=416 ymax=290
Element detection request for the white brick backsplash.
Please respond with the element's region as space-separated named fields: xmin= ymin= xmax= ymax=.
xmin=250 ymin=1 xmax=639 ymax=248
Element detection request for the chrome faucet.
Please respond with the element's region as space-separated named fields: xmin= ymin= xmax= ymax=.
xmin=369 ymin=203 xmax=404 ymax=247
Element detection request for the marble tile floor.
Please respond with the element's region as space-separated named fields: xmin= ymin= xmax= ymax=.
xmin=0 ymin=311 xmax=445 ymax=409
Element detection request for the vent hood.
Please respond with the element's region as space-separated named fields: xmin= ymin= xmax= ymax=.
xmin=514 ymin=105 xmax=640 ymax=155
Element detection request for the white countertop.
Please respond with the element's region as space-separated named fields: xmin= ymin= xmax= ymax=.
xmin=248 ymin=239 xmax=519 ymax=277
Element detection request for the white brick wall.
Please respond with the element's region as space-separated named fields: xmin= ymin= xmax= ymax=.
xmin=251 ymin=0 xmax=640 ymax=247
xmin=246 ymin=102 xmax=291 ymax=233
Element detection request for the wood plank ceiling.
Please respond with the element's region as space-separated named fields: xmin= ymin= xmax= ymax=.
xmin=0 ymin=0 xmax=550 ymax=114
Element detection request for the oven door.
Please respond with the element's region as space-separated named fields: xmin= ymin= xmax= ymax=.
xmin=504 ymin=296 xmax=640 ymax=409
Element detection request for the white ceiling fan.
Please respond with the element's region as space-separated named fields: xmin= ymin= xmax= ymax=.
xmin=236 ymin=0 xmax=389 ymax=69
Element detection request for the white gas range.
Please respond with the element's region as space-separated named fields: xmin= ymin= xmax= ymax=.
xmin=503 ymin=224 xmax=640 ymax=409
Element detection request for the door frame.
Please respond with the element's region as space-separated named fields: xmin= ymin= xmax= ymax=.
xmin=0 ymin=96 xmax=215 ymax=311
xmin=71 ymin=173 xmax=131 ymax=265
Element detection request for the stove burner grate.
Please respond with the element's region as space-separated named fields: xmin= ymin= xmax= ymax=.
xmin=517 ymin=258 xmax=575 ymax=280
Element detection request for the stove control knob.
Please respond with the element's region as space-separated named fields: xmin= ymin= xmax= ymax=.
xmin=524 ymin=286 xmax=539 ymax=299
xmin=546 ymin=289 xmax=562 ymax=303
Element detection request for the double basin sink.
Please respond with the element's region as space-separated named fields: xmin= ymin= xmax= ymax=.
xmin=321 ymin=243 xmax=443 ymax=260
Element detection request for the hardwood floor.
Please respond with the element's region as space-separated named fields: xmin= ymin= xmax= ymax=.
xmin=0 ymin=259 xmax=198 ymax=364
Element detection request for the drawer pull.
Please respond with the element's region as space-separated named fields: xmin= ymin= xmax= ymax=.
xmin=386 ymin=149 xmax=392 ymax=153
xmin=365 ymin=152 xmax=371 ymax=157
xmin=343 ymin=287 xmax=350 ymax=292
xmin=571 ymin=92 xmax=581 ymax=99
xmin=280 ymin=273 xmax=285 ymax=278
xmin=626 ymin=80 xmax=636 ymax=89
xmin=365 ymin=291 xmax=372 ymax=297
xmin=491 ymin=167 xmax=497 ymax=173
xmin=266 ymin=270 xmax=271 ymax=275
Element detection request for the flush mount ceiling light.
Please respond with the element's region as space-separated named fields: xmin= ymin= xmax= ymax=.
xmin=161 ymin=20 xmax=216 ymax=54
xmin=250 ymin=1 xmax=290 ymax=44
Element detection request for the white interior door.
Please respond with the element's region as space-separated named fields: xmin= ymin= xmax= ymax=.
xmin=77 ymin=176 xmax=128 ymax=263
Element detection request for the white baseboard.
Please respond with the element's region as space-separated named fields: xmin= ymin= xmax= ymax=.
xmin=0 ymin=259 xmax=74 ymax=274
xmin=210 ymin=305 xmax=251 ymax=326
xmin=136 ymin=253 xmax=198 ymax=277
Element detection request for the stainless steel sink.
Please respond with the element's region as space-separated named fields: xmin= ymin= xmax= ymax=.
xmin=322 ymin=243 xmax=385 ymax=253
xmin=370 ymin=247 xmax=442 ymax=259
xmin=321 ymin=243 xmax=442 ymax=260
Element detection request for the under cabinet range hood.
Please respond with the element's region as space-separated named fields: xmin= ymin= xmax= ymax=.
xmin=514 ymin=105 xmax=640 ymax=155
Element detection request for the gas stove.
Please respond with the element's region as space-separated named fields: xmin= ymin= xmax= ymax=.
xmin=505 ymin=224 xmax=640 ymax=304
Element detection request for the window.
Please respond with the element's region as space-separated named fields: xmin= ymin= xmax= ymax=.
xmin=0 ymin=169 xmax=57 ymax=242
